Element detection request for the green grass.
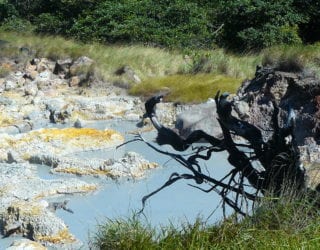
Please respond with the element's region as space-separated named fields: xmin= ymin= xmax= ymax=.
xmin=130 ymin=74 xmax=243 ymax=103
xmin=180 ymin=49 xmax=262 ymax=79
xmin=0 ymin=31 xmax=184 ymax=81
xmin=91 ymin=191 xmax=320 ymax=250
xmin=2 ymin=32 xmax=320 ymax=103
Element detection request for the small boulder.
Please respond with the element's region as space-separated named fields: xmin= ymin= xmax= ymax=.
xmin=4 ymin=79 xmax=18 ymax=91
xmin=24 ymin=82 xmax=38 ymax=96
xmin=53 ymin=58 xmax=73 ymax=77
xmin=66 ymin=56 xmax=95 ymax=86
xmin=176 ymin=101 xmax=222 ymax=138
xmin=69 ymin=56 xmax=94 ymax=76
xmin=73 ymin=118 xmax=84 ymax=128
xmin=115 ymin=65 xmax=141 ymax=83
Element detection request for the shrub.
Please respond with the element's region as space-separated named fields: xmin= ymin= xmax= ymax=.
xmin=294 ymin=0 xmax=320 ymax=43
xmin=70 ymin=0 xmax=215 ymax=49
xmin=216 ymin=0 xmax=305 ymax=51
xmin=34 ymin=13 xmax=68 ymax=34
xmin=0 ymin=17 xmax=35 ymax=33
xmin=237 ymin=24 xmax=302 ymax=50
xmin=0 ymin=0 xmax=17 ymax=22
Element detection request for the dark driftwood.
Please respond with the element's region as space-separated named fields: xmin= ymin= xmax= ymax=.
xmin=136 ymin=91 xmax=306 ymax=215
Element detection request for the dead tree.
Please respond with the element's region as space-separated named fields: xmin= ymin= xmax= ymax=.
xmin=130 ymin=91 xmax=306 ymax=216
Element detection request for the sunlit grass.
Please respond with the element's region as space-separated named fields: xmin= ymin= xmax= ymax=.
xmin=0 ymin=32 xmax=184 ymax=81
xmin=181 ymin=49 xmax=262 ymax=79
xmin=130 ymin=74 xmax=243 ymax=103
xmin=2 ymin=32 xmax=320 ymax=103
xmin=91 ymin=191 xmax=320 ymax=250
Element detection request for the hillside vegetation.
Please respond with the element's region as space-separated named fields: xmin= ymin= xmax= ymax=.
xmin=1 ymin=0 xmax=320 ymax=51
xmin=2 ymin=1 xmax=320 ymax=103
xmin=2 ymin=32 xmax=320 ymax=103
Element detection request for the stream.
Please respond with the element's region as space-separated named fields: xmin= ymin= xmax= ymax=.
xmin=1 ymin=120 xmax=233 ymax=249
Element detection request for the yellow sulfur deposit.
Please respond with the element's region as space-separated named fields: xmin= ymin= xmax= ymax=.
xmin=36 ymin=228 xmax=76 ymax=244
xmin=32 ymin=127 xmax=123 ymax=143
xmin=0 ymin=127 xmax=124 ymax=159
xmin=54 ymin=167 xmax=113 ymax=177
xmin=9 ymin=201 xmax=44 ymax=216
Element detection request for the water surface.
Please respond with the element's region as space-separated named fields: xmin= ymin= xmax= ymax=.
xmin=1 ymin=120 xmax=234 ymax=249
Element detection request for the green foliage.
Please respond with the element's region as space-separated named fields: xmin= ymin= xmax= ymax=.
xmin=1 ymin=0 xmax=320 ymax=51
xmin=34 ymin=13 xmax=68 ymax=34
xmin=70 ymin=0 xmax=215 ymax=49
xmin=0 ymin=0 xmax=17 ymax=22
xmin=0 ymin=17 xmax=34 ymax=33
xmin=91 ymin=217 xmax=156 ymax=250
xmin=216 ymin=0 xmax=305 ymax=51
xmin=5 ymin=0 xmax=100 ymax=35
xmin=294 ymin=0 xmax=320 ymax=43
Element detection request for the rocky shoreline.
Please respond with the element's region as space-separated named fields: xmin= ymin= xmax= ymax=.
xmin=0 ymin=54 xmax=175 ymax=249
xmin=1 ymin=53 xmax=320 ymax=249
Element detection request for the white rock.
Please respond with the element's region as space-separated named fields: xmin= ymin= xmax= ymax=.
xmin=6 ymin=239 xmax=47 ymax=250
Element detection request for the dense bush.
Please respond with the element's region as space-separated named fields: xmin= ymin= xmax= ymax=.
xmin=294 ymin=0 xmax=320 ymax=43
xmin=0 ymin=17 xmax=34 ymax=33
xmin=70 ymin=0 xmax=215 ymax=48
xmin=1 ymin=0 xmax=320 ymax=51
xmin=216 ymin=0 xmax=305 ymax=51
xmin=0 ymin=1 xmax=17 ymax=22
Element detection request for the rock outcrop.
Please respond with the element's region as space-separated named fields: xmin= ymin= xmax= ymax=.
xmin=0 ymin=163 xmax=95 ymax=248
xmin=175 ymin=100 xmax=222 ymax=139
xmin=235 ymin=67 xmax=320 ymax=160
xmin=0 ymin=55 xmax=144 ymax=133
xmin=30 ymin=152 xmax=157 ymax=179
xmin=6 ymin=239 xmax=47 ymax=250
xmin=176 ymin=66 xmax=320 ymax=188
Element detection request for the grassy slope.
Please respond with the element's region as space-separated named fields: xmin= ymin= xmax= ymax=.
xmin=2 ymin=32 xmax=320 ymax=103
xmin=0 ymin=32 xmax=183 ymax=76
xmin=0 ymin=32 xmax=254 ymax=103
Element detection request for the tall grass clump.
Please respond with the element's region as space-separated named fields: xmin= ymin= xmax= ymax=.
xmin=91 ymin=188 xmax=320 ymax=249
xmin=90 ymin=217 xmax=156 ymax=250
xmin=262 ymin=44 xmax=320 ymax=75
xmin=181 ymin=49 xmax=262 ymax=79
xmin=91 ymin=217 xmax=217 ymax=250
xmin=0 ymin=32 xmax=263 ymax=83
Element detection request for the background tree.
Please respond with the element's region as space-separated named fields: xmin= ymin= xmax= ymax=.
xmin=1 ymin=0 xmax=320 ymax=51
xmin=215 ymin=0 xmax=305 ymax=51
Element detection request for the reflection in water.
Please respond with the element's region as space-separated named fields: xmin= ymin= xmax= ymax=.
xmin=3 ymin=120 xmax=234 ymax=248
xmin=53 ymin=121 xmax=233 ymax=247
